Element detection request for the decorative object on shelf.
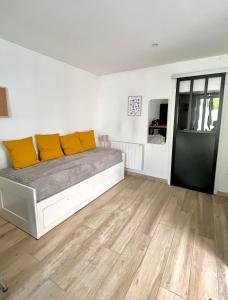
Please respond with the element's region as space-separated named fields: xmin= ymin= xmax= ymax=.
xmin=0 ymin=87 xmax=9 ymax=117
xmin=98 ymin=135 xmax=110 ymax=148
xmin=128 ymin=96 xmax=142 ymax=116
xmin=148 ymin=134 xmax=165 ymax=145
xmin=151 ymin=119 xmax=159 ymax=126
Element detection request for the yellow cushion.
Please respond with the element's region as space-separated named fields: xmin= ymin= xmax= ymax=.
xmin=60 ymin=133 xmax=83 ymax=155
xmin=78 ymin=130 xmax=96 ymax=151
xmin=3 ymin=137 xmax=40 ymax=169
xmin=35 ymin=134 xmax=64 ymax=161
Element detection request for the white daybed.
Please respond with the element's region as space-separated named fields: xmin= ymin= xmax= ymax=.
xmin=0 ymin=148 xmax=124 ymax=239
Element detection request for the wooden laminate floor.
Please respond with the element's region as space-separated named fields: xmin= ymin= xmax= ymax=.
xmin=0 ymin=175 xmax=228 ymax=300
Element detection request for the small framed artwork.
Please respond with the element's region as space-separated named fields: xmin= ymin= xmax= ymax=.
xmin=128 ymin=96 xmax=142 ymax=116
xmin=0 ymin=87 xmax=8 ymax=117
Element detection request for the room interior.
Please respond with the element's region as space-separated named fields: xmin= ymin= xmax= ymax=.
xmin=0 ymin=0 xmax=228 ymax=299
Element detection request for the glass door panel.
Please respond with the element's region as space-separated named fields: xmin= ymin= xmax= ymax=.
xmin=190 ymin=94 xmax=204 ymax=131
xmin=203 ymin=95 xmax=220 ymax=131
xmin=193 ymin=79 xmax=205 ymax=92
xmin=178 ymin=94 xmax=189 ymax=130
xmin=179 ymin=80 xmax=191 ymax=93
xmin=177 ymin=79 xmax=222 ymax=133
xmin=208 ymin=77 xmax=222 ymax=92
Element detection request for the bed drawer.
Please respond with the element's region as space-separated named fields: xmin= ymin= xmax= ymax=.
xmin=42 ymin=194 xmax=73 ymax=227
xmin=36 ymin=161 xmax=124 ymax=237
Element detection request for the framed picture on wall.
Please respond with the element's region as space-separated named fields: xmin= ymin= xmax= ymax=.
xmin=0 ymin=87 xmax=8 ymax=117
xmin=128 ymin=96 xmax=142 ymax=116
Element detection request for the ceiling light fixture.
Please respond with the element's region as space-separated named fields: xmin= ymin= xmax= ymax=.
xmin=152 ymin=42 xmax=159 ymax=47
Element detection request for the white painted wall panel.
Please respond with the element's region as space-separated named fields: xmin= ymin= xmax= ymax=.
xmin=0 ymin=39 xmax=98 ymax=169
xmin=98 ymin=54 xmax=228 ymax=192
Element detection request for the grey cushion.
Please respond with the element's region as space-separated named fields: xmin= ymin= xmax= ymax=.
xmin=0 ymin=147 xmax=122 ymax=202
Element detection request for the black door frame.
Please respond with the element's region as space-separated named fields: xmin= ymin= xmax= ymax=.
xmin=171 ymin=73 xmax=226 ymax=193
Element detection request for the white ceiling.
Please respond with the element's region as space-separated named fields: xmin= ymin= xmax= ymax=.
xmin=0 ymin=0 xmax=228 ymax=75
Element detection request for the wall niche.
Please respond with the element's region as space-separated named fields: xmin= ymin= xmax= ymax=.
xmin=148 ymin=99 xmax=168 ymax=144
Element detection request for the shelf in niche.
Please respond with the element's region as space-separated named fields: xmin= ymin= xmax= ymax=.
xmin=148 ymin=99 xmax=168 ymax=145
xmin=149 ymin=125 xmax=167 ymax=129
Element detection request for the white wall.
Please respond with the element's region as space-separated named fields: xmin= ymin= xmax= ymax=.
xmin=1 ymin=38 xmax=228 ymax=193
xmin=215 ymin=80 xmax=228 ymax=193
xmin=98 ymin=55 xmax=228 ymax=193
xmin=0 ymin=39 xmax=98 ymax=168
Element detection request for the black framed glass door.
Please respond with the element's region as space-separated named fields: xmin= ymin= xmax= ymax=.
xmin=171 ymin=73 xmax=226 ymax=194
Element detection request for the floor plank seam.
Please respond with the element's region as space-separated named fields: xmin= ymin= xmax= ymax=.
xmin=136 ymin=194 xmax=166 ymax=241
xmin=0 ymin=227 xmax=16 ymax=239
xmin=185 ymin=230 xmax=196 ymax=300
xmin=213 ymin=200 xmax=220 ymax=300
xmin=158 ymin=220 xmax=179 ymax=296
xmin=93 ymin=231 xmax=150 ymax=299
xmin=214 ymin=252 xmax=220 ymax=300
xmin=29 ymin=253 xmax=42 ymax=264
xmin=104 ymin=245 xmax=120 ymax=257
xmin=122 ymin=238 xmax=152 ymax=298
xmin=126 ymin=223 xmax=172 ymax=300
xmin=109 ymin=198 xmax=153 ymax=255
xmin=159 ymin=193 xmax=195 ymax=298
xmin=164 ymin=287 xmax=187 ymax=299
xmin=212 ymin=201 xmax=223 ymax=300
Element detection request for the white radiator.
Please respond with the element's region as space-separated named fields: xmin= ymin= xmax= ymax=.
xmin=111 ymin=141 xmax=144 ymax=171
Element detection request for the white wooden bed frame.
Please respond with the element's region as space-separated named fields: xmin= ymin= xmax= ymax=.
xmin=0 ymin=160 xmax=124 ymax=239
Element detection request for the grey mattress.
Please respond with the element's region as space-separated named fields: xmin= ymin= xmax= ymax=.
xmin=0 ymin=148 xmax=122 ymax=202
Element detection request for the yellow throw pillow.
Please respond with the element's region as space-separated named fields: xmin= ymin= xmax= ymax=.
xmin=60 ymin=133 xmax=83 ymax=155
xmin=78 ymin=130 xmax=96 ymax=151
xmin=35 ymin=134 xmax=64 ymax=161
xmin=3 ymin=137 xmax=40 ymax=169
